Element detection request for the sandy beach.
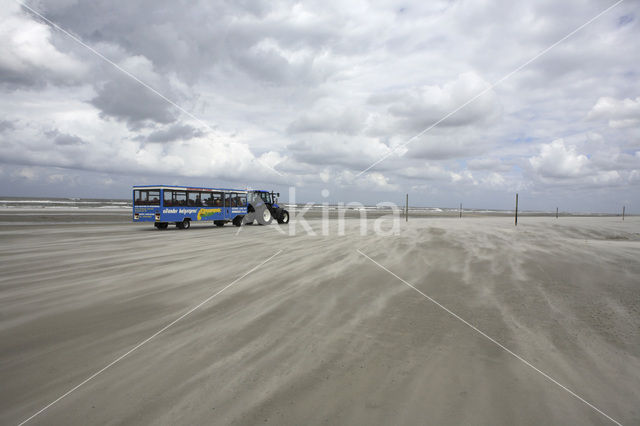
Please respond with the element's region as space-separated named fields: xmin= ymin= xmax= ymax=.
xmin=1 ymin=210 xmax=639 ymax=425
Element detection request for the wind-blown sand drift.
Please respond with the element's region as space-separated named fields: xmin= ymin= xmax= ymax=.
xmin=0 ymin=212 xmax=639 ymax=425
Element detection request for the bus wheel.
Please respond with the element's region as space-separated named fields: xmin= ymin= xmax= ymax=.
xmin=277 ymin=210 xmax=289 ymax=224
xmin=182 ymin=219 xmax=191 ymax=229
xmin=214 ymin=221 xmax=224 ymax=227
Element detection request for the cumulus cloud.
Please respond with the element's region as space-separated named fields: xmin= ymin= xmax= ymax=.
xmin=0 ymin=2 xmax=87 ymax=88
xmin=0 ymin=121 xmax=284 ymax=185
xmin=528 ymin=138 xmax=639 ymax=188
xmin=482 ymin=172 xmax=506 ymax=187
xmin=588 ymin=96 xmax=640 ymax=128
xmin=529 ymin=139 xmax=590 ymax=179
xmin=450 ymin=170 xmax=477 ymax=185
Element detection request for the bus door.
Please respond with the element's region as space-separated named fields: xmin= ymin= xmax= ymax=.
xmin=224 ymin=192 xmax=231 ymax=218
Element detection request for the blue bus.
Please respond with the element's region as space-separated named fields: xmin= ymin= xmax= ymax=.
xmin=132 ymin=185 xmax=248 ymax=229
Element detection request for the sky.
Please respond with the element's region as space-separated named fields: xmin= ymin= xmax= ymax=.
xmin=0 ymin=0 xmax=639 ymax=212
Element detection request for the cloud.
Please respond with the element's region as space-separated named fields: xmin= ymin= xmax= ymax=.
xmin=0 ymin=120 xmax=16 ymax=132
xmin=0 ymin=2 xmax=87 ymax=89
xmin=373 ymin=72 xmax=501 ymax=133
xmin=13 ymin=166 xmax=38 ymax=181
xmin=529 ymin=139 xmax=589 ymax=179
xmin=287 ymin=106 xmax=365 ymax=135
xmin=142 ymin=124 xmax=204 ymax=143
xmin=335 ymin=170 xmax=399 ymax=192
xmin=396 ymin=163 xmax=451 ymax=181
xmin=45 ymin=129 xmax=86 ymax=146
xmin=481 ymin=172 xmax=506 ymax=187
xmin=403 ymin=132 xmax=491 ymax=160
xmin=588 ymin=96 xmax=640 ymax=128
xmin=286 ymin=133 xmax=390 ymax=169
xmin=89 ymin=55 xmax=180 ymax=129
xmin=0 ymin=121 xmax=284 ymax=185
xmin=450 ymin=170 xmax=476 ymax=185
xmin=467 ymin=158 xmax=511 ymax=172
xmin=528 ymin=138 xmax=637 ymax=188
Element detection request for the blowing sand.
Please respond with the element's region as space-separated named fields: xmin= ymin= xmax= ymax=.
xmin=1 ymin=211 xmax=639 ymax=425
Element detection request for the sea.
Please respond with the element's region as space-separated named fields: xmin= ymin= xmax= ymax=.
xmin=0 ymin=197 xmax=131 ymax=210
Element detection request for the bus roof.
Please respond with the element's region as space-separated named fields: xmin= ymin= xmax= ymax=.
xmin=133 ymin=185 xmax=248 ymax=193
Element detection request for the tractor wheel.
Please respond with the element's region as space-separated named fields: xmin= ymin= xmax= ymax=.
xmin=277 ymin=210 xmax=289 ymax=224
xmin=257 ymin=206 xmax=272 ymax=225
xmin=233 ymin=216 xmax=243 ymax=227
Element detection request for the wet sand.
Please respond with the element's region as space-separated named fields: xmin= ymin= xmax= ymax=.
xmin=1 ymin=211 xmax=639 ymax=425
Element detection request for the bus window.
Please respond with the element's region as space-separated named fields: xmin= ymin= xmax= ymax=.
xmin=202 ymin=192 xmax=213 ymax=206
xmin=164 ymin=190 xmax=173 ymax=206
xmin=134 ymin=190 xmax=160 ymax=205
xmin=163 ymin=190 xmax=183 ymax=207
xmin=188 ymin=192 xmax=202 ymax=207
xmin=236 ymin=194 xmax=247 ymax=207
xmin=175 ymin=191 xmax=186 ymax=206
xmin=229 ymin=193 xmax=238 ymax=207
xmin=148 ymin=191 xmax=160 ymax=205
xmin=212 ymin=192 xmax=223 ymax=207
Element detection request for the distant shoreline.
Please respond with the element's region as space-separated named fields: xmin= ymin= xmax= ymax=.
xmin=0 ymin=196 xmax=630 ymax=217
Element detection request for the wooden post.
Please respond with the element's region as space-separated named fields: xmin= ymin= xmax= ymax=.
xmin=622 ymin=206 xmax=625 ymax=221
xmin=405 ymin=194 xmax=408 ymax=222
xmin=556 ymin=207 xmax=558 ymax=219
xmin=459 ymin=203 xmax=462 ymax=218
xmin=515 ymin=193 xmax=518 ymax=226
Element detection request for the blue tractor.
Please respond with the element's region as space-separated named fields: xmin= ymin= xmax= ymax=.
xmin=245 ymin=190 xmax=289 ymax=225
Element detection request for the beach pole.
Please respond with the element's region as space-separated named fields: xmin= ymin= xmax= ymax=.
xmin=556 ymin=207 xmax=558 ymax=219
xmin=405 ymin=194 xmax=408 ymax=222
xmin=622 ymin=205 xmax=625 ymax=221
xmin=515 ymin=193 xmax=518 ymax=226
xmin=459 ymin=203 xmax=462 ymax=218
